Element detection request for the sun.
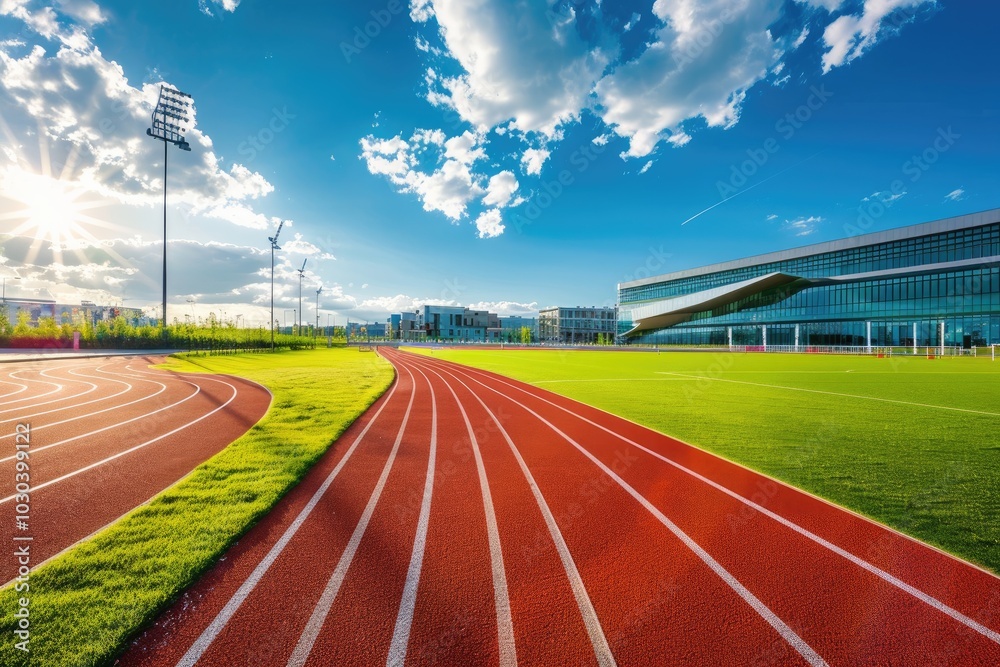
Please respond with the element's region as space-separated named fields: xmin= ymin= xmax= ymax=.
xmin=0 ymin=168 xmax=122 ymax=267
xmin=4 ymin=171 xmax=88 ymax=246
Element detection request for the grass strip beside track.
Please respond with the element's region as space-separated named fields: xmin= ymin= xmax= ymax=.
xmin=0 ymin=348 xmax=393 ymax=666
xmin=409 ymin=348 xmax=1000 ymax=575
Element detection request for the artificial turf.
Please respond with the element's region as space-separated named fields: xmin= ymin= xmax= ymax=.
xmin=0 ymin=348 xmax=393 ymax=667
xmin=410 ymin=347 xmax=1000 ymax=575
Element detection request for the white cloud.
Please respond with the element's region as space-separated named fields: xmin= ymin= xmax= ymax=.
xmin=280 ymin=234 xmax=336 ymax=260
xmin=792 ymin=27 xmax=810 ymax=49
xmin=360 ymin=130 xmax=491 ymax=221
xmin=474 ymin=208 xmax=504 ymax=238
xmin=819 ymin=0 xmax=933 ymax=73
xmin=945 ymin=188 xmax=965 ymax=202
xmin=356 ymin=293 xmax=458 ymax=315
xmin=482 ymin=170 xmax=519 ymax=208
xmin=363 ymin=1 xmax=936 ymax=233
xmin=785 ymin=215 xmax=823 ymax=236
xmin=54 ymin=0 xmax=106 ymax=26
xmin=766 ymin=213 xmax=778 ymax=220
xmin=0 ymin=2 xmax=346 ymax=320
xmin=597 ymin=0 xmax=785 ymax=159
xmin=199 ymin=0 xmax=241 ymax=16
xmin=467 ymin=300 xmax=538 ymax=316
xmin=415 ymin=0 xmax=610 ymax=140
xmin=410 ymin=0 xmax=435 ymax=22
xmin=863 ymin=190 xmax=907 ymax=204
xmin=795 ymin=0 xmax=844 ymax=11
xmin=521 ymin=148 xmax=549 ymax=176
xmin=0 ymin=20 xmax=279 ymax=232
xmin=638 ymin=160 xmax=653 ymax=174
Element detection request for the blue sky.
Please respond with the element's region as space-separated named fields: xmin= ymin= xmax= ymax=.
xmin=0 ymin=0 xmax=996 ymax=326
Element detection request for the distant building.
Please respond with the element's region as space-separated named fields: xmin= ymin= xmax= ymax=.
xmin=420 ymin=305 xmax=501 ymax=341
xmin=617 ymin=209 xmax=1000 ymax=348
xmin=538 ymin=306 xmax=617 ymax=344
xmin=389 ymin=311 xmax=423 ymax=340
xmin=1 ymin=298 xmax=144 ymax=328
xmin=499 ymin=315 xmax=538 ymax=342
xmin=347 ymin=321 xmax=386 ymax=339
xmin=2 ymin=298 xmax=56 ymax=325
xmin=384 ymin=306 xmax=543 ymax=343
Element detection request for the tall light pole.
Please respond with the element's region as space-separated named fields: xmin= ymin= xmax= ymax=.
xmin=315 ymin=286 xmax=323 ymax=340
xmin=268 ymin=221 xmax=284 ymax=351
xmin=146 ymin=85 xmax=193 ymax=337
xmin=296 ymin=258 xmax=307 ymax=337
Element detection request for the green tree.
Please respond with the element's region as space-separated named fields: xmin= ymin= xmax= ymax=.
xmin=12 ymin=310 xmax=32 ymax=338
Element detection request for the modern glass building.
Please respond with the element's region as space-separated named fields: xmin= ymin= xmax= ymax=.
xmin=618 ymin=209 xmax=1000 ymax=348
xmin=539 ymin=306 xmax=617 ymax=344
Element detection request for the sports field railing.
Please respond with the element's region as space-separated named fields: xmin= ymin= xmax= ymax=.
xmin=727 ymin=344 xmax=980 ymax=356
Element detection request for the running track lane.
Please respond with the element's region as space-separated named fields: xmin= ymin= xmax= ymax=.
xmin=118 ymin=348 xmax=1000 ymax=666
xmin=0 ymin=356 xmax=271 ymax=568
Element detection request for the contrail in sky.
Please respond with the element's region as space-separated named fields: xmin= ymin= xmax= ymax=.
xmin=681 ymin=151 xmax=824 ymax=226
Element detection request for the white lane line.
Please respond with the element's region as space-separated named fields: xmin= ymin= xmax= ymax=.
xmin=385 ymin=361 xmax=439 ymax=667
xmin=286 ymin=363 xmax=420 ymax=667
xmin=0 ymin=368 xmax=140 ymax=431
xmin=440 ymin=361 xmax=828 ymax=667
xmin=0 ymin=370 xmax=62 ymax=407
xmin=2 ymin=364 xmax=97 ymax=409
xmin=0 ymin=357 xmax=167 ymax=431
xmin=461 ymin=364 xmax=1000 ymax=647
xmin=0 ymin=377 xmax=238 ymax=504
xmin=0 ymin=379 xmax=28 ymax=400
xmin=0 ymin=375 xmax=191 ymax=466
xmin=428 ymin=360 xmax=616 ymax=665
xmin=415 ymin=361 xmax=517 ymax=667
xmin=533 ymin=378 xmax=689 ymax=384
xmin=176 ymin=370 xmax=406 ymax=667
xmin=657 ymin=371 xmax=1000 ymax=417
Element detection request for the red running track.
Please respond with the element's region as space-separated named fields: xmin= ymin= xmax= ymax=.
xmin=0 ymin=355 xmax=271 ymax=570
xmin=118 ymin=348 xmax=1000 ymax=666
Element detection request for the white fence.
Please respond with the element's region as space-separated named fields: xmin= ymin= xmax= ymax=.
xmin=725 ymin=345 xmax=979 ymax=356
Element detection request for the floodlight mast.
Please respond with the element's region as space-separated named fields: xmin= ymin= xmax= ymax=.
xmin=268 ymin=221 xmax=285 ymax=351
xmin=315 ymin=286 xmax=323 ymax=340
xmin=297 ymin=258 xmax=307 ymax=337
xmin=146 ymin=85 xmax=193 ymax=339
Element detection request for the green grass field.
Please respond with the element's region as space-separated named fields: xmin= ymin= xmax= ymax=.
xmin=412 ymin=347 xmax=1000 ymax=574
xmin=0 ymin=348 xmax=393 ymax=667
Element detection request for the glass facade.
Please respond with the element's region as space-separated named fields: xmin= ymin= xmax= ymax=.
xmin=618 ymin=214 xmax=1000 ymax=347
xmin=540 ymin=307 xmax=617 ymax=344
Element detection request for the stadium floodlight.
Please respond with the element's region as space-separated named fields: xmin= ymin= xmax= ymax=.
xmin=146 ymin=85 xmax=193 ymax=337
xmin=297 ymin=258 xmax=308 ymax=337
xmin=268 ymin=221 xmax=285 ymax=351
xmin=315 ymin=286 xmax=322 ymax=340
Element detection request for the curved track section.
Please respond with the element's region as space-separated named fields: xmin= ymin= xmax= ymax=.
xmin=0 ymin=355 xmax=271 ymax=569
xmin=119 ymin=348 xmax=1000 ymax=666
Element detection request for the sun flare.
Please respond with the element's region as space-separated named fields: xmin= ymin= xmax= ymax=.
xmin=4 ymin=171 xmax=87 ymax=246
